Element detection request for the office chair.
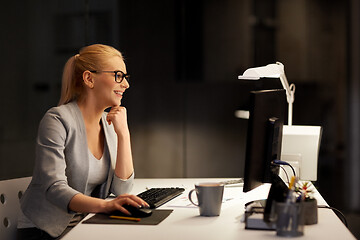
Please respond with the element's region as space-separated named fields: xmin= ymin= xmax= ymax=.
xmin=0 ymin=177 xmax=32 ymax=240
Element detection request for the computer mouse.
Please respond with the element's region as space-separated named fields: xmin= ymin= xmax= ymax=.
xmin=123 ymin=205 xmax=153 ymax=218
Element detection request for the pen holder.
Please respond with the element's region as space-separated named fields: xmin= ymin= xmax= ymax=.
xmin=303 ymin=198 xmax=318 ymax=225
xmin=275 ymin=202 xmax=305 ymax=237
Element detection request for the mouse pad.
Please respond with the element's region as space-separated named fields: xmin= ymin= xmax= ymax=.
xmin=82 ymin=209 xmax=173 ymax=225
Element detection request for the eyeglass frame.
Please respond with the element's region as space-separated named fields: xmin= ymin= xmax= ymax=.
xmin=90 ymin=70 xmax=130 ymax=83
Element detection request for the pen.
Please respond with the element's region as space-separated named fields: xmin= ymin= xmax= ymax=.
xmin=109 ymin=215 xmax=141 ymax=222
xmin=288 ymin=176 xmax=296 ymax=190
xmin=285 ymin=176 xmax=297 ymax=204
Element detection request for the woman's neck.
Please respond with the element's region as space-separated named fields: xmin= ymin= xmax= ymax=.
xmin=77 ymin=98 xmax=104 ymax=127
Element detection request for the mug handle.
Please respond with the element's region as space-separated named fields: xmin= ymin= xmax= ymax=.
xmin=188 ymin=189 xmax=199 ymax=206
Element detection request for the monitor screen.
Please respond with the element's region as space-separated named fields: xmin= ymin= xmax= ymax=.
xmin=243 ymin=89 xmax=286 ymax=193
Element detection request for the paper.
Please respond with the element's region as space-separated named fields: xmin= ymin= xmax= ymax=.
xmin=167 ymin=187 xmax=244 ymax=208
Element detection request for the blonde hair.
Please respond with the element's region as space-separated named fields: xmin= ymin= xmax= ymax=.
xmin=58 ymin=44 xmax=123 ymax=106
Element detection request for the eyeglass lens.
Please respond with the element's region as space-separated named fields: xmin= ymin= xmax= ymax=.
xmin=115 ymin=71 xmax=129 ymax=83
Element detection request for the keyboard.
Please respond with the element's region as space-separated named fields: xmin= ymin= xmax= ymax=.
xmin=137 ymin=187 xmax=185 ymax=209
xmin=219 ymin=178 xmax=244 ymax=186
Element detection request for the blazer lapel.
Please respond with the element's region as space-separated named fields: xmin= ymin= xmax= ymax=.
xmin=69 ymin=101 xmax=90 ymax=194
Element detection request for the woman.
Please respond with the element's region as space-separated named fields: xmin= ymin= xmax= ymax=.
xmin=17 ymin=44 xmax=148 ymax=239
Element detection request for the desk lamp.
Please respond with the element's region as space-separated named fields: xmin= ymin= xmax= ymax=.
xmin=238 ymin=62 xmax=295 ymax=125
xmin=238 ymin=62 xmax=322 ymax=181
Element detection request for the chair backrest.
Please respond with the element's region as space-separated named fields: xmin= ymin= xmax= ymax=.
xmin=0 ymin=177 xmax=32 ymax=240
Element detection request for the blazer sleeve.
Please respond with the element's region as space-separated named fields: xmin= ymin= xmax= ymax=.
xmin=34 ymin=110 xmax=80 ymax=211
xmin=110 ymin=172 xmax=135 ymax=196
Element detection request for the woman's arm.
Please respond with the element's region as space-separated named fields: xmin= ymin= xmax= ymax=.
xmin=106 ymin=106 xmax=134 ymax=179
xmin=114 ymin=133 xmax=134 ymax=179
xmin=68 ymin=193 xmax=148 ymax=215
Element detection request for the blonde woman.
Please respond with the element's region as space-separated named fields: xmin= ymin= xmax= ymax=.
xmin=17 ymin=44 xmax=148 ymax=239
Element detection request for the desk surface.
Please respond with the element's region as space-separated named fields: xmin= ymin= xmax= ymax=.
xmin=62 ymin=178 xmax=355 ymax=240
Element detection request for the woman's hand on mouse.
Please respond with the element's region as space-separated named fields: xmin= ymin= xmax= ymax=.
xmin=104 ymin=194 xmax=149 ymax=215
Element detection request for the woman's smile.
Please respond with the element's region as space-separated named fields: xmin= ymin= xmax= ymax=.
xmin=114 ymin=90 xmax=124 ymax=98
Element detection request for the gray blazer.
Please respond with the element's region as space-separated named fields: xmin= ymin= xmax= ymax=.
xmin=20 ymin=101 xmax=134 ymax=237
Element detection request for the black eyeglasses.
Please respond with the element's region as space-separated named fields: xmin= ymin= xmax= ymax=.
xmin=90 ymin=70 xmax=130 ymax=83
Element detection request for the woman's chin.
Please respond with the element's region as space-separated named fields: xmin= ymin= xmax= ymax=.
xmin=115 ymin=99 xmax=122 ymax=106
xmin=110 ymin=98 xmax=121 ymax=106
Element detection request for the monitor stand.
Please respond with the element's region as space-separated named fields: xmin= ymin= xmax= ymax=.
xmin=244 ymin=174 xmax=289 ymax=231
xmin=245 ymin=199 xmax=267 ymax=208
xmin=244 ymin=200 xmax=276 ymax=230
xmin=263 ymin=174 xmax=289 ymax=223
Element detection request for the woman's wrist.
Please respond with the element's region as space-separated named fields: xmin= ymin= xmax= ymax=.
xmin=115 ymin=128 xmax=130 ymax=139
xmin=98 ymin=199 xmax=112 ymax=213
xmin=69 ymin=194 xmax=111 ymax=214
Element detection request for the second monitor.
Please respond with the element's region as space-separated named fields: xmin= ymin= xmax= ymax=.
xmin=243 ymin=89 xmax=286 ymax=193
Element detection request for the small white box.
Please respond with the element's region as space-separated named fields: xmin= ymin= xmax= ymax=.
xmin=281 ymin=125 xmax=322 ymax=181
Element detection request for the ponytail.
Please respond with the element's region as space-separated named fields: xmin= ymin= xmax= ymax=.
xmin=58 ymin=56 xmax=77 ymax=106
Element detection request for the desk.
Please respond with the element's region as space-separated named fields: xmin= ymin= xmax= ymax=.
xmin=62 ymin=178 xmax=355 ymax=240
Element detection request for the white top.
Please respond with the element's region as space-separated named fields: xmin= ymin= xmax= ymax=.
xmin=85 ymin=146 xmax=110 ymax=196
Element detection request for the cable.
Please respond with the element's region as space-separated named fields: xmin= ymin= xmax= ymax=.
xmin=318 ymin=205 xmax=348 ymax=228
xmin=272 ymin=159 xmax=296 ymax=177
xmin=279 ymin=165 xmax=290 ymax=184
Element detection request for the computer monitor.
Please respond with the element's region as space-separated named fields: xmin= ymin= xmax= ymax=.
xmin=243 ymin=89 xmax=286 ymax=193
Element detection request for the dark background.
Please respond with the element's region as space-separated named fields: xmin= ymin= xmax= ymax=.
xmin=1 ymin=0 xmax=360 ymax=238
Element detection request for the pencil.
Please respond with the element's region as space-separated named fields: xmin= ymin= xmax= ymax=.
xmin=109 ymin=215 xmax=141 ymax=222
xmin=288 ymin=176 xmax=296 ymax=190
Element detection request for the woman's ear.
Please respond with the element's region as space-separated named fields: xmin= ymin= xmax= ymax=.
xmin=83 ymin=70 xmax=94 ymax=89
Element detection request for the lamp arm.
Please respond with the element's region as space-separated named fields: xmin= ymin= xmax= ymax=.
xmin=279 ymin=74 xmax=295 ymax=104
xmin=274 ymin=62 xmax=295 ymax=126
xmin=279 ymin=74 xmax=295 ymax=126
